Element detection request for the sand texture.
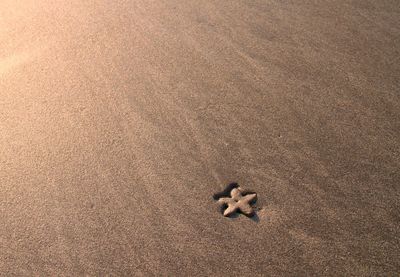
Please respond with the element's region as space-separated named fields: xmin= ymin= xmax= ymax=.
xmin=1 ymin=0 xmax=399 ymax=276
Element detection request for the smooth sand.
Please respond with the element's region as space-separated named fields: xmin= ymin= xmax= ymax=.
xmin=1 ymin=1 xmax=399 ymax=275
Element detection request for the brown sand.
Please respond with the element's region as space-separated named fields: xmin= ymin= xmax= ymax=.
xmin=1 ymin=0 xmax=399 ymax=275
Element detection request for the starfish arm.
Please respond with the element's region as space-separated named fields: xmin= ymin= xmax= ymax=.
xmin=242 ymin=193 xmax=257 ymax=203
xmin=239 ymin=203 xmax=254 ymax=216
xmin=230 ymin=188 xmax=242 ymax=201
xmin=218 ymin=197 xmax=235 ymax=205
xmin=223 ymin=204 xmax=238 ymax=217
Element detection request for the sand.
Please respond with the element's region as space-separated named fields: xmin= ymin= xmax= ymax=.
xmin=1 ymin=0 xmax=399 ymax=275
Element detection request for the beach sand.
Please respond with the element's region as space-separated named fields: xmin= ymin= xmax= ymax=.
xmin=1 ymin=0 xmax=399 ymax=275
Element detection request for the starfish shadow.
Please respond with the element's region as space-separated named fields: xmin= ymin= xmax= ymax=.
xmin=250 ymin=213 xmax=260 ymax=222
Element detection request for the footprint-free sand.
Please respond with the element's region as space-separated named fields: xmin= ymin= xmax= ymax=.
xmin=1 ymin=1 xmax=399 ymax=275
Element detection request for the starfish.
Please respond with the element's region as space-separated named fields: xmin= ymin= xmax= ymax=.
xmin=217 ymin=188 xmax=257 ymax=217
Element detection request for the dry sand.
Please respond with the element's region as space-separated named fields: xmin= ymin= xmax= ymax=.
xmin=1 ymin=0 xmax=399 ymax=275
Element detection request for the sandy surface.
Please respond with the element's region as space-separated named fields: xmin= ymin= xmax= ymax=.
xmin=1 ymin=0 xmax=399 ymax=275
